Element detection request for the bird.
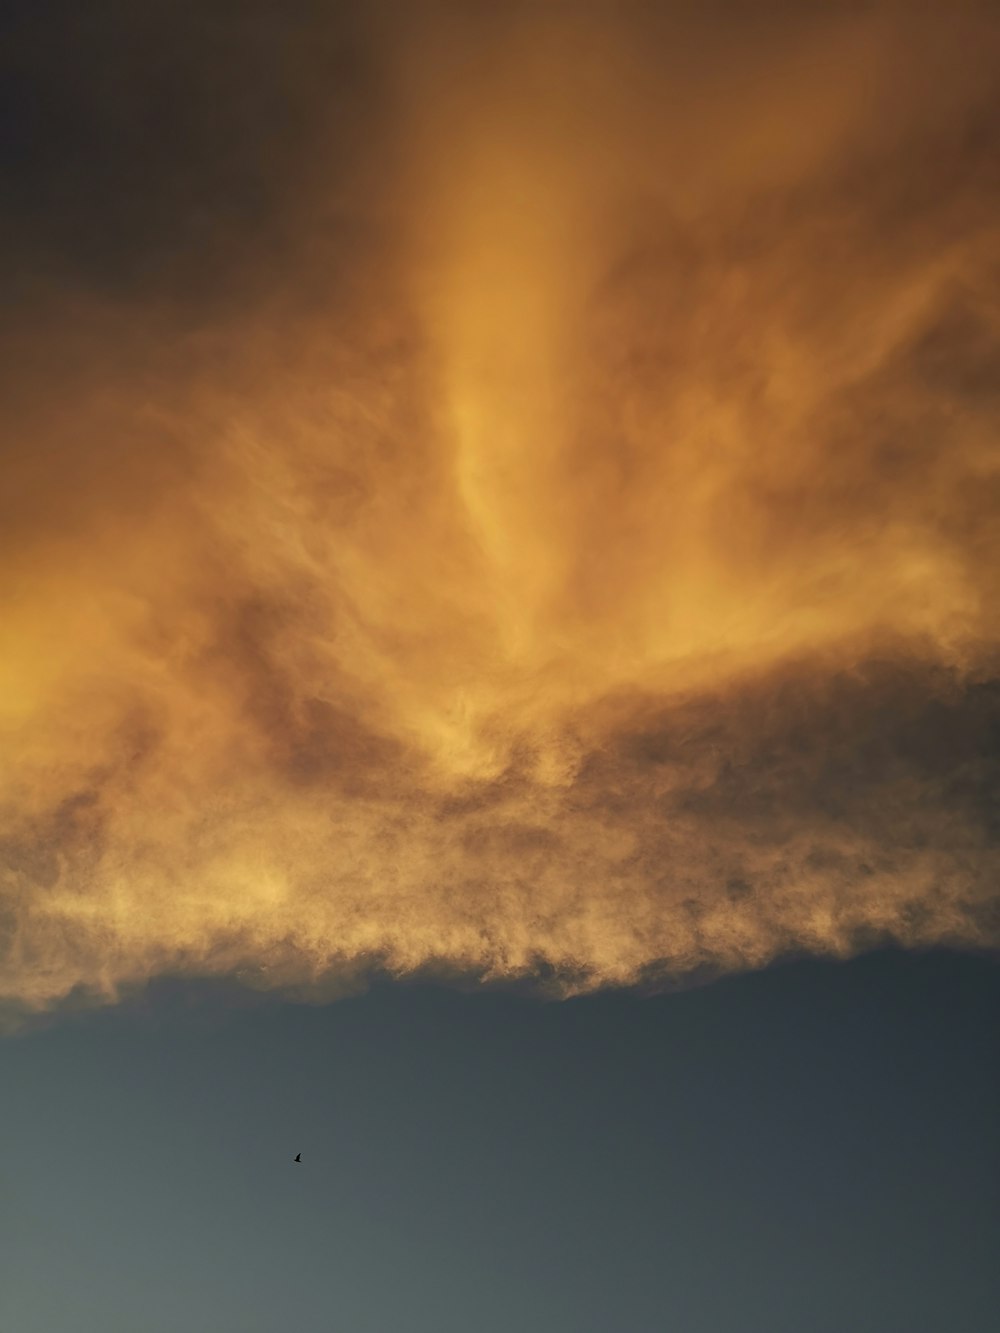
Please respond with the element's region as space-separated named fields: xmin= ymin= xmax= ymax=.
xmin=293 ymin=1153 xmax=301 ymax=1163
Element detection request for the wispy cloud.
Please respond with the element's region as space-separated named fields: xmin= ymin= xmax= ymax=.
xmin=2 ymin=2 xmax=998 ymax=1016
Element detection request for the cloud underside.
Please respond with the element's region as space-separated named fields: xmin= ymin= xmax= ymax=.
xmin=2 ymin=2 xmax=999 ymax=1014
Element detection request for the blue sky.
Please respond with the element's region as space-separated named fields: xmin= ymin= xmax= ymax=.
xmin=2 ymin=952 xmax=997 ymax=1333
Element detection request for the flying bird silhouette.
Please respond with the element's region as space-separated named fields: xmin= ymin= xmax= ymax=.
xmin=294 ymin=1153 xmax=301 ymax=1163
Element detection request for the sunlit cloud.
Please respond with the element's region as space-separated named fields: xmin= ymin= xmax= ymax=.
xmin=2 ymin=2 xmax=998 ymax=1017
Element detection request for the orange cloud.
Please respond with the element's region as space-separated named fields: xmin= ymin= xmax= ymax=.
xmin=2 ymin=3 xmax=998 ymax=1019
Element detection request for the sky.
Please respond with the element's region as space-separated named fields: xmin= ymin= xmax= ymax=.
xmin=1 ymin=2 xmax=998 ymax=1327
xmin=2 ymin=953 xmax=999 ymax=1333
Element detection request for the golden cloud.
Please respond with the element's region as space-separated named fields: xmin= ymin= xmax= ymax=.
xmin=2 ymin=2 xmax=999 ymax=1016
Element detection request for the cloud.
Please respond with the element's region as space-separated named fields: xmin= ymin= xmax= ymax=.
xmin=2 ymin=1 xmax=999 ymax=1017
